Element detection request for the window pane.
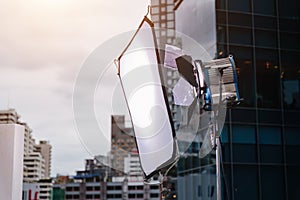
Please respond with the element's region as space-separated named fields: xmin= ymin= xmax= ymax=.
xmin=228 ymin=13 xmax=252 ymax=27
xmin=287 ymin=166 xmax=300 ymax=200
xmin=278 ymin=0 xmax=299 ymax=18
xmin=278 ymin=0 xmax=299 ymax=31
xmin=256 ymin=49 xmax=281 ymax=108
xmin=285 ymin=127 xmax=300 ymax=164
xmin=216 ymin=0 xmax=226 ymax=10
xmin=253 ymin=0 xmax=275 ymax=16
xmin=258 ymin=126 xmax=281 ymax=145
xmin=261 ymin=166 xmax=285 ymax=200
xmin=232 ymin=125 xmax=256 ymax=144
xmin=284 ymin=111 xmax=300 ymax=125
xmin=151 ymin=0 xmax=159 ymax=6
xmin=254 ymin=16 xmax=277 ymax=30
xmin=260 ymin=145 xmax=283 ymax=163
xmin=279 ymin=18 xmax=300 ymax=32
xmin=233 ymin=144 xmax=257 ymax=163
xmin=228 ymin=0 xmax=251 ymax=12
xmin=229 ymin=27 xmax=252 ymax=45
xmin=286 ymin=146 xmax=300 ymax=164
xmin=285 ymin=127 xmax=300 ymax=145
xmin=221 ymin=125 xmax=229 ymax=143
xmin=258 ymin=110 xmax=282 ymax=124
xmin=280 ymin=32 xmax=300 ymax=51
xmin=233 ymin=166 xmax=259 ymax=200
xmin=231 ymin=108 xmax=256 ymax=122
xmin=222 ymin=144 xmax=231 ymax=162
xmin=217 ymin=11 xmax=226 ymax=25
xmin=255 ymin=30 xmax=278 ymax=48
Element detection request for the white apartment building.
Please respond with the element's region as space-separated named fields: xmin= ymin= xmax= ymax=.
xmin=21 ymin=122 xmax=34 ymax=155
xmin=124 ymin=150 xmax=143 ymax=177
xmin=23 ymin=152 xmax=46 ymax=183
xmin=0 ymin=108 xmax=20 ymax=124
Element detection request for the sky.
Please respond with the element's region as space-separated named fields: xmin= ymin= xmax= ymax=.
xmin=0 ymin=0 xmax=149 ymax=176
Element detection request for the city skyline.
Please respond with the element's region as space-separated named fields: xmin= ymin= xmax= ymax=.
xmin=0 ymin=0 xmax=149 ymax=176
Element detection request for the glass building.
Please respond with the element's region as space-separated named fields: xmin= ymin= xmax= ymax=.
xmin=152 ymin=0 xmax=300 ymax=199
xmin=215 ymin=0 xmax=300 ymax=199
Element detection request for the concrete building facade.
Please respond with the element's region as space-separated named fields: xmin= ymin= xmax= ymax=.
xmin=110 ymin=115 xmax=137 ymax=176
xmin=0 ymin=123 xmax=25 ymax=200
xmin=124 ymin=149 xmax=143 ymax=177
xmin=23 ymin=152 xmax=46 ymax=183
xmin=35 ymin=140 xmax=52 ymax=178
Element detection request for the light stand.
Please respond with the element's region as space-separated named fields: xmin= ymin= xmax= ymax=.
xmin=201 ymin=56 xmax=240 ymax=200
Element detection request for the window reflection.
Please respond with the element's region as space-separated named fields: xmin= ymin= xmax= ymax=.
xmin=228 ymin=13 xmax=252 ymax=27
xmin=254 ymin=15 xmax=277 ymax=30
xmin=280 ymin=32 xmax=300 ymax=51
xmin=229 ymin=27 xmax=252 ymax=45
xmin=281 ymin=51 xmax=300 ymax=110
xmin=256 ymin=48 xmax=281 ymax=108
xmin=255 ymin=30 xmax=278 ymax=48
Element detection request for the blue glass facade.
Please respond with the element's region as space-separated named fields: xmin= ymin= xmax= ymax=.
xmin=217 ymin=0 xmax=300 ymax=199
xmin=153 ymin=0 xmax=300 ymax=199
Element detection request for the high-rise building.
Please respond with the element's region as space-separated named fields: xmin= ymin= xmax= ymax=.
xmin=110 ymin=115 xmax=136 ymax=176
xmin=213 ymin=0 xmax=300 ymax=199
xmin=35 ymin=140 xmax=52 ymax=178
xmin=150 ymin=0 xmax=181 ymax=131
xmin=152 ymin=0 xmax=300 ymax=199
xmin=150 ymin=0 xmax=176 ymax=47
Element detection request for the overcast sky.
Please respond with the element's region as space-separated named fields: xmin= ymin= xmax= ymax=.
xmin=0 ymin=0 xmax=149 ymax=176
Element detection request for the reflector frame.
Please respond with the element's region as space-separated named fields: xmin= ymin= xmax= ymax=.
xmin=117 ymin=17 xmax=178 ymax=180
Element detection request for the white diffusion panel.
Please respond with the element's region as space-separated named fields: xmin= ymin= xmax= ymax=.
xmin=118 ymin=18 xmax=177 ymax=179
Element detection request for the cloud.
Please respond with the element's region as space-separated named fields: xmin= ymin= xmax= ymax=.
xmin=0 ymin=0 xmax=149 ymax=176
xmin=0 ymin=0 xmax=148 ymax=70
